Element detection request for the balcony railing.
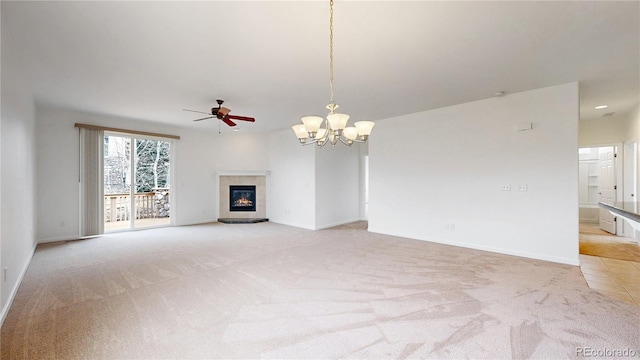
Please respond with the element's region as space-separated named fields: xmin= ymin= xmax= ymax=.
xmin=104 ymin=190 xmax=170 ymax=223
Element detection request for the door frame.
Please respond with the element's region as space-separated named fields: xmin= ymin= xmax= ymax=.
xmin=623 ymin=141 xmax=638 ymax=239
xmin=104 ymin=131 xmax=176 ymax=232
xmin=579 ymin=142 xmax=624 ymax=235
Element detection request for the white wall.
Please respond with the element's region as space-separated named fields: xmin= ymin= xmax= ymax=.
xmin=170 ymin=130 xmax=218 ymax=226
xmin=623 ymin=105 xmax=640 ymax=239
xmin=315 ymin=142 xmax=361 ymax=229
xmin=359 ymin=143 xmax=369 ymax=220
xmin=626 ymin=104 xmax=640 ymax=198
xmin=1 ymin=29 xmax=38 ymax=320
xmin=265 ymin=130 xmax=362 ymax=230
xmin=35 ymin=105 xmax=219 ymax=242
xmin=368 ymin=83 xmax=580 ymax=265
xmin=267 ymin=129 xmax=316 ymax=229
xmin=214 ymin=132 xmax=269 ymax=172
xmin=212 ymin=132 xmax=270 ymax=220
xmin=579 ymin=113 xmax=633 ymax=147
xmin=629 ymin=104 xmax=640 ymax=143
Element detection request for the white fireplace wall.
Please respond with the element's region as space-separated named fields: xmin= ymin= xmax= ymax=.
xmin=219 ymin=175 xmax=266 ymax=218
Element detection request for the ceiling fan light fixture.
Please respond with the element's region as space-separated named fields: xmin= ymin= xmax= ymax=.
xmin=186 ymin=99 xmax=256 ymax=128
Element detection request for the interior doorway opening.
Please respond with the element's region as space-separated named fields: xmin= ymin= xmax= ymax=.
xmin=578 ymin=143 xmax=640 ymax=257
xmin=578 ymin=145 xmax=621 ymax=234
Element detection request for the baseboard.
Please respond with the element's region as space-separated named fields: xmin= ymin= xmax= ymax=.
xmin=37 ymin=235 xmax=81 ymax=244
xmin=268 ymin=219 xmax=315 ymax=230
xmin=368 ymin=227 xmax=580 ymax=266
xmin=0 ymin=243 xmax=37 ymax=327
xmin=176 ymin=219 xmax=217 ymax=227
xmin=315 ymin=218 xmax=362 ymax=230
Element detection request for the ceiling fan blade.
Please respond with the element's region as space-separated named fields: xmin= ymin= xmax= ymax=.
xmin=221 ymin=117 xmax=237 ymax=127
xmin=193 ymin=116 xmax=215 ymax=121
xmin=226 ymin=115 xmax=256 ymax=122
xmin=183 ymin=109 xmax=212 ymax=115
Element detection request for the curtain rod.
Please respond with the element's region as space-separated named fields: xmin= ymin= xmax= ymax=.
xmin=74 ymin=123 xmax=181 ymax=140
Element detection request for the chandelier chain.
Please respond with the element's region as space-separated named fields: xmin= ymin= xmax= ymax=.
xmin=329 ymin=0 xmax=334 ymax=104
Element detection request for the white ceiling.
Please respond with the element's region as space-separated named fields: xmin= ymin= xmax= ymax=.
xmin=2 ymin=1 xmax=639 ymax=133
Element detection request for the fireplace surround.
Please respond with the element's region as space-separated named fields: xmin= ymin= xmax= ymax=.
xmin=218 ymin=174 xmax=266 ymax=220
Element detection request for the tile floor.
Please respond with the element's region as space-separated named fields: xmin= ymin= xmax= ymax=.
xmin=579 ymin=254 xmax=640 ymax=306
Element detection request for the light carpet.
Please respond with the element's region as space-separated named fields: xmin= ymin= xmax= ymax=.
xmin=1 ymin=222 xmax=639 ymax=359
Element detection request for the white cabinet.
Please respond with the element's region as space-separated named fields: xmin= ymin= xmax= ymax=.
xmin=579 ymin=160 xmax=599 ymax=205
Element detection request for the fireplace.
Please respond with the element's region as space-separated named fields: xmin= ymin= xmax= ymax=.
xmin=229 ymin=185 xmax=256 ymax=212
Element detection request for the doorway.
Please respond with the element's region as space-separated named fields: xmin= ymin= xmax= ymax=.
xmin=578 ymin=145 xmax=620 ymax=234
xmin=598 ymin=146 xmax=617 ymax=234
xmin=578 ymin=144 xmax=639 ymax=260
xmin=103 ymin=133 xmax=172 ymax=231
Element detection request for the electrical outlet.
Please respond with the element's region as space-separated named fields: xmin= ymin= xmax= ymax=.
xmin=518 ymin=184 xmax=528 ymax=192
xmin=445 ymin=223 xmax=456 ymax=230
xmin=501 ymin=184 xmax=511 ymax=191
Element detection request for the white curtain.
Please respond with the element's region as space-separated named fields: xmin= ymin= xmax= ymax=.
xmin=79 ymin=127 xmax=104 ymax=237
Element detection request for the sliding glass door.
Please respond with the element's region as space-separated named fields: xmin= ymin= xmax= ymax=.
xmin=133 ymin=138 xmax=171 ymax=229
xmin=104 ymin=133 xmax=172 ymax=231
xmin=104 ymin=135 xmax=131 ymax=231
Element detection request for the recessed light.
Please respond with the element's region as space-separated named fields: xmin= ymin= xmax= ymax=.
xmin=233 ymin=129 xmax=239 ymax=132
xmin=494 ymin=91 xmax=505 ymax=97
xmin=595 ymin=105 xmax=608 ymax=109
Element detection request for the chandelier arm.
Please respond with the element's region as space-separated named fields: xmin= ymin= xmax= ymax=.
xmin=338 ymin=136 xmax=353 ymax=146
xmin=312 ymin=138 xmax=328 ymax=148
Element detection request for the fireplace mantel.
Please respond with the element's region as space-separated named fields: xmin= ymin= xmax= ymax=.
xmin=216 ymin=170 xmax=270 ymax=176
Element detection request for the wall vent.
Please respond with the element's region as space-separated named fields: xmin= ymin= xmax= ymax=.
xmin=603 ymin=112 xmax=615 ymax=117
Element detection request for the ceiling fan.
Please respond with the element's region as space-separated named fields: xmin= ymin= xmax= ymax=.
xmin=184 ymin=99 xmax=256 ymax=127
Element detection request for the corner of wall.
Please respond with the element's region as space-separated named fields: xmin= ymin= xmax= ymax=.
xmin=0 ymin=243 xmax=36 ymax=327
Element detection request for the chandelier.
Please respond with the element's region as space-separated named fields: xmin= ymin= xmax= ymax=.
xmin=292 ymin=0 xmax=374 ymax=147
